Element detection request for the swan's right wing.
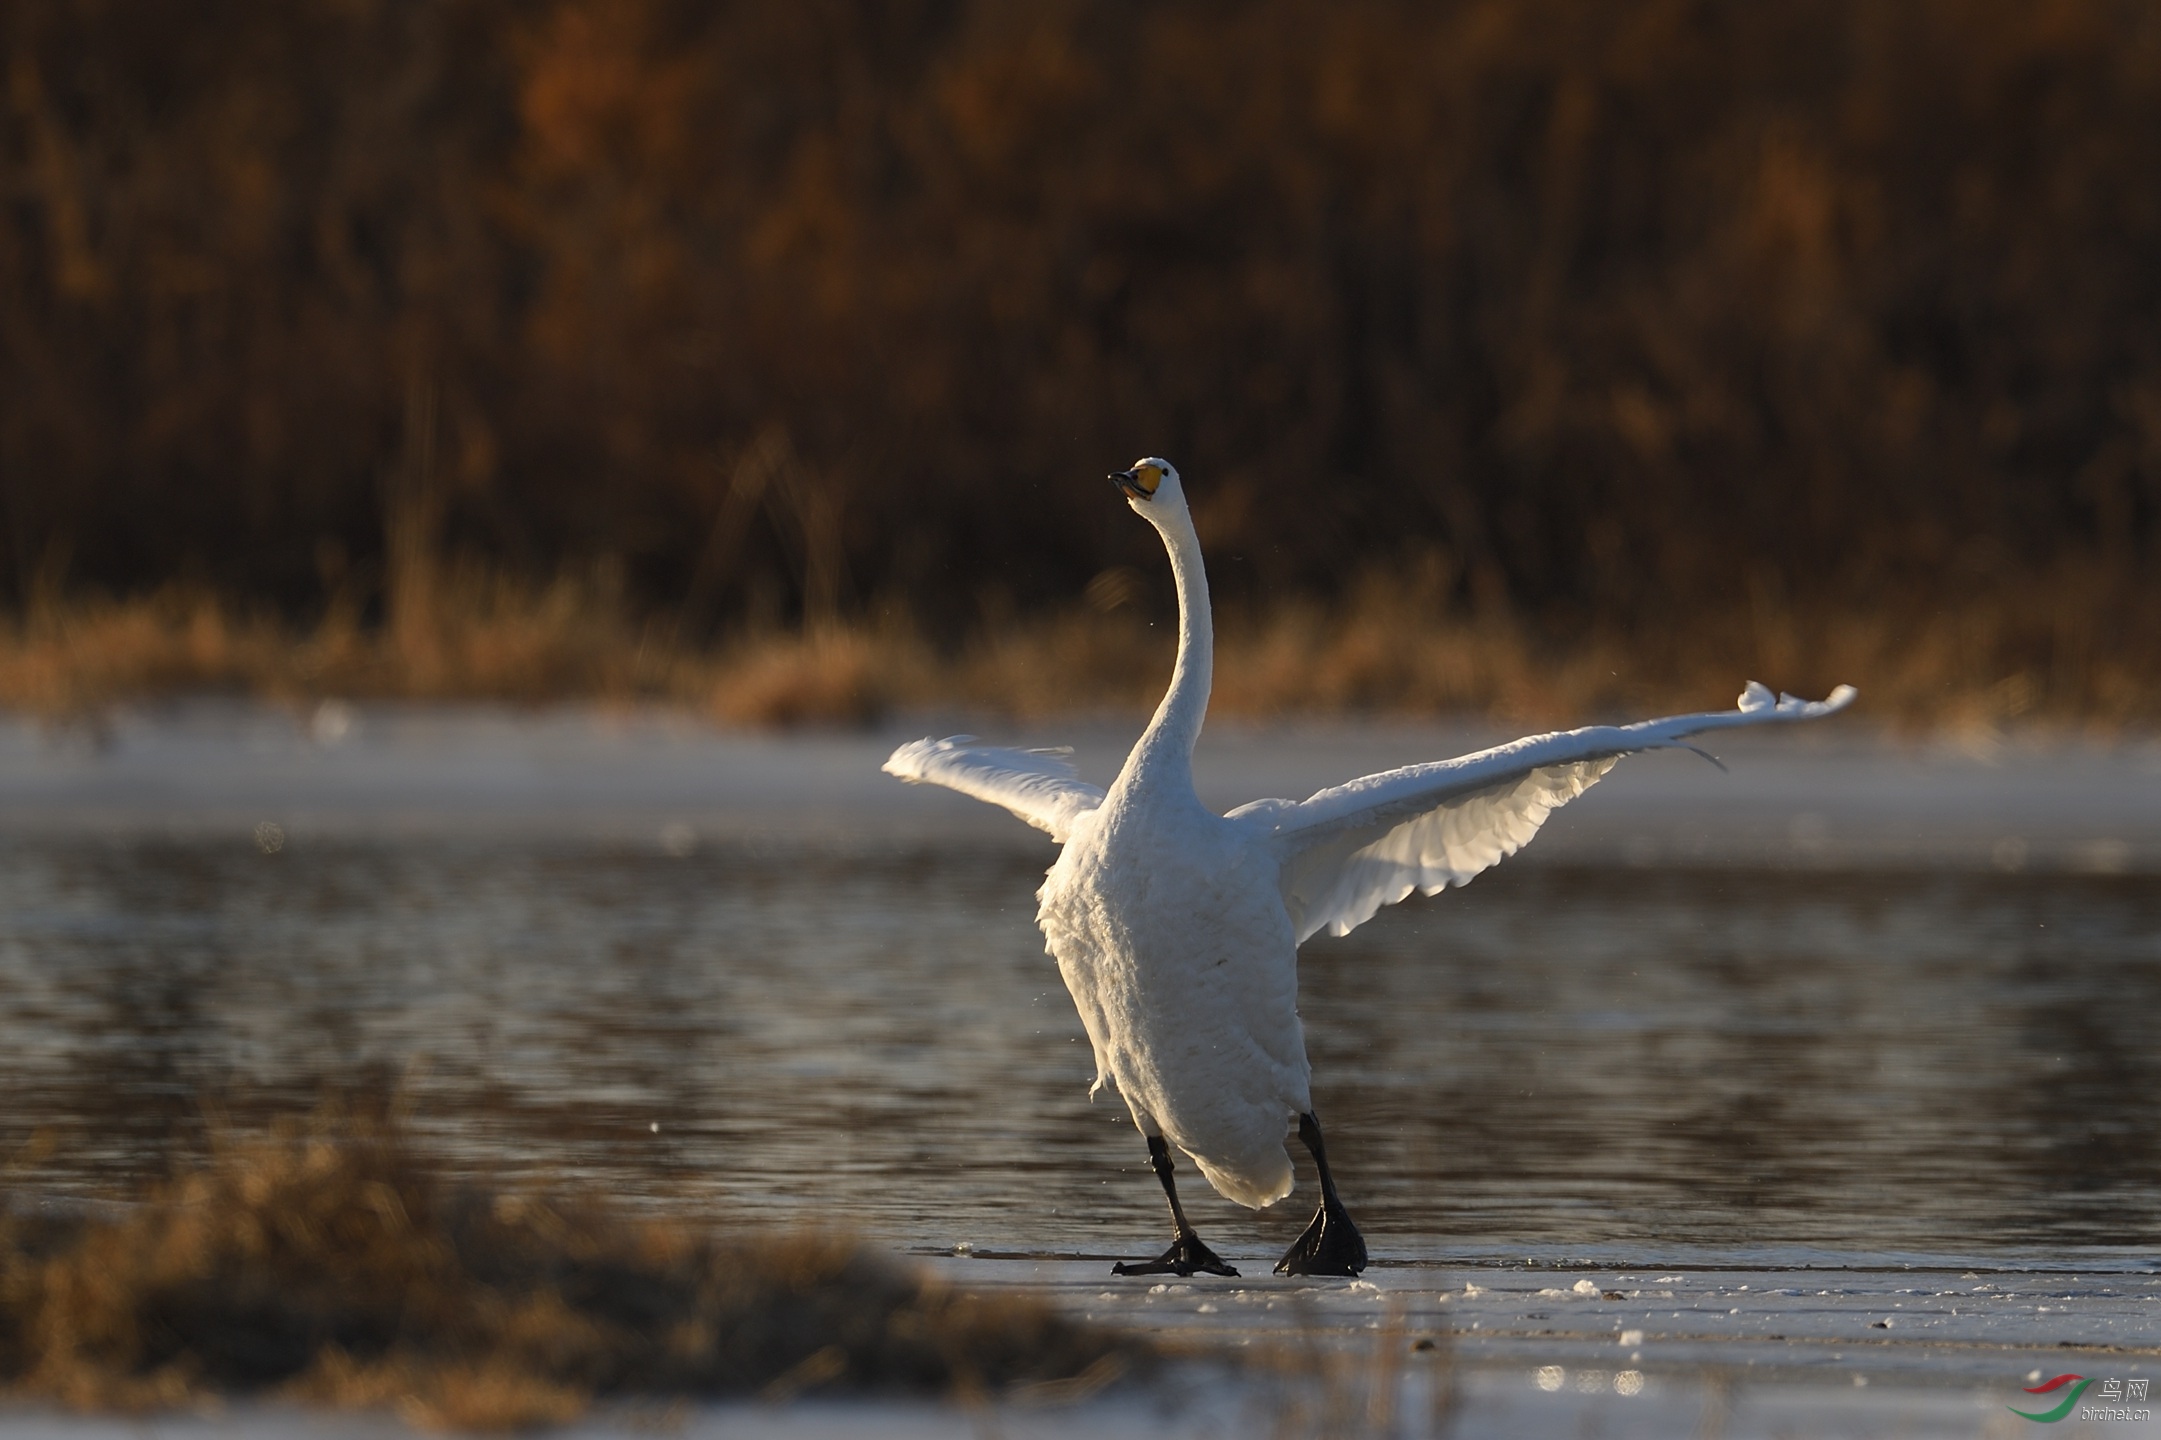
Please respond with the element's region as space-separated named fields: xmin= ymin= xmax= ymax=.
xmin=883 ymin=736 xmax=1106 ymax=843
xmin=1234 ymin=683 xmax=1856 ymax=942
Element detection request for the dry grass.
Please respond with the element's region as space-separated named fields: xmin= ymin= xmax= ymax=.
xmin=0 ymin=1107 xmax=1143 ymax=1429
xmin=0 ymin=556 xmax=2152 ymax=733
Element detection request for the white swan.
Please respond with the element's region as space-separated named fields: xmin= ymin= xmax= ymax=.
xmin=885 ymin=457 xmax=1856 ymax=1277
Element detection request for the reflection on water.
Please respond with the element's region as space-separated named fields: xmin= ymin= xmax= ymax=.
xmin=3 ymin=837 xmax=2157 ymax=1264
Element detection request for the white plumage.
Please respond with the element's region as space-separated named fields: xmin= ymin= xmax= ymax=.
xmin=885 ymin=457 xmax=1855 ymax=1274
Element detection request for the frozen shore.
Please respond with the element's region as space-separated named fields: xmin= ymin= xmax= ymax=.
xmin=1 ymin=701 xmax=2157 ymax=873
xmin=5 ymin=1256 xmax=2158 ymax=1436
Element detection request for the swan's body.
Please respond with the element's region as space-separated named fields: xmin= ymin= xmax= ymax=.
xmin=1039 ymin=762 xmax=1309 ymax=1209
xmin=886 ymin=458 xmax=1856 ymax=1275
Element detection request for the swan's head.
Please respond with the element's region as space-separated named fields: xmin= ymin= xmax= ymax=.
xmin=1109 ymin=457 xmax=1182 ymax=511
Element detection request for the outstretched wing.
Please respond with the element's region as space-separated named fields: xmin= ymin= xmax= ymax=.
xmin=883 ymin=736 xmax=1106 ymax=843
xmin=1232 ymin=683 xmax=1857 ymax=943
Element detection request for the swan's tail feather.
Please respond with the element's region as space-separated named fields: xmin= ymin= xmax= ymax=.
xmin=1190 ymin=1145 xmax=1294 ymax=1211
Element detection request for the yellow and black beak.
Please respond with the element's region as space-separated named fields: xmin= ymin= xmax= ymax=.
xmin=1110 ymin=464 xmax=1161 ymax=501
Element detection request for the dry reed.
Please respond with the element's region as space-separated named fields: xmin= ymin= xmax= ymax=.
xmin=0 ymin=1106 xmax=1143 ymax=1430
xmin=0 ymin=556 xmax=2151 ymax=733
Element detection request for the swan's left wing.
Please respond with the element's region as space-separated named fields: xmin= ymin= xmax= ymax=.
xmin=883 ymin=736 xmax=1106 ymax=843
xmin=1232 ymin=684 xmax=1856 ymax=943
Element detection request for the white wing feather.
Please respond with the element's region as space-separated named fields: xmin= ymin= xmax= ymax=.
xmin=882 ymin=736 xmax=1106 ymax=843
xmin=1234 ymin=683 xmax=1857 ymax=943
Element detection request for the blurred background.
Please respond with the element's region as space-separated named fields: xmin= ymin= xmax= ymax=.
xmin=4 ymin=0 xmax=2159 ymax=725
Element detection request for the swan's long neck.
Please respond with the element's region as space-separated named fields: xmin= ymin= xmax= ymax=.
xmin=1128 ymin=497 xmax=1213 ymax=786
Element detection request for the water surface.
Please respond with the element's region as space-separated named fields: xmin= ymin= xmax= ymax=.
xmin=5 ymin=835 xmax=2156 ymax=1267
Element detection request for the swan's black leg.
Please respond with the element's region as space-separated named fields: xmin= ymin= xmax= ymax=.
xmin=1112 ymin=1134 xmax=1240 ymax=1277
xmin=1275 ymin=1111 xmax=1368 ymax=1276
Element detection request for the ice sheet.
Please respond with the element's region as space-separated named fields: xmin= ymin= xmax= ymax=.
xmin=2 ymin=704 xmax=2158 ymax=874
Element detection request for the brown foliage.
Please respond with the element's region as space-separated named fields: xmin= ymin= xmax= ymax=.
xmin=2 ymin=0 xmax=2160 ymax=685
xmin=0 ymin=1109 xmax=1141 ymax=1427
xmin=0 ymin=557 xmax=2146 ymax=730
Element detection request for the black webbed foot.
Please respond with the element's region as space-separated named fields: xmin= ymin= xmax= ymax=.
xmin=1274 ymin=1111 xmax=1370 ymax=1277
xmin=1116 ymin=1132 xmax=1240 ymax=1276
xmin=1112 ymin=1231 xmax=1240 ymax=1278
xmin=1274 ymin=1195 xmax=1367 ymax=1276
